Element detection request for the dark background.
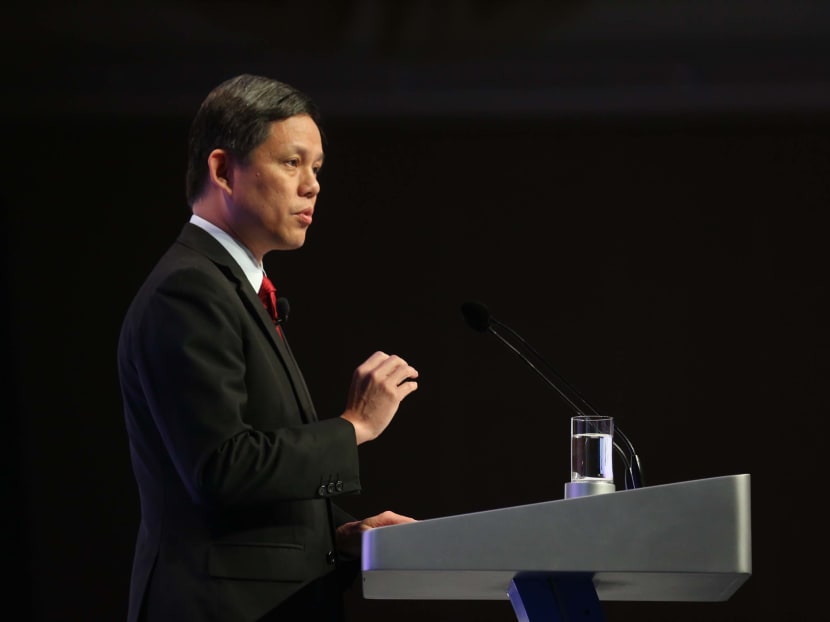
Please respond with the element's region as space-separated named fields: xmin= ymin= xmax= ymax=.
xmin=4 ymin=2 xmax=829 ymax=621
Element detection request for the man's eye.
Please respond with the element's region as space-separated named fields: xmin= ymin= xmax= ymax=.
xmin=313 ymin=166 xmax=322 ymax=176
xmin=286 ymin=159 xmax=299 ymax=167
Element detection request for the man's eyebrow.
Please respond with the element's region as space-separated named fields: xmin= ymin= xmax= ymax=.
xmin=287 ymin=144 xmax=325 ymax=163
xmin=272 ymin=145 xmax=325 ymax=164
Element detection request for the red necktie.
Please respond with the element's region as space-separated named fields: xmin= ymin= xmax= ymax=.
xmin=258 ymin=275 xmax=284 ymax=338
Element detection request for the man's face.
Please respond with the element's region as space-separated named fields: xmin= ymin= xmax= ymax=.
xmin=228 ymin=114 xmax=324 ymax=257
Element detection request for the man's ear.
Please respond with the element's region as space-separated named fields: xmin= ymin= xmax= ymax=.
xmin=207 ymin=149 xmax=233 ymax=193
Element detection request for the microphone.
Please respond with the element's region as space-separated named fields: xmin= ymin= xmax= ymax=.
xmin=276 ymin=297 xmax=290 ymax=326
xmin=460 ymin=300 xmax=644 ymax=490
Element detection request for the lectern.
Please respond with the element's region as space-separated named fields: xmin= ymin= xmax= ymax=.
xmin=362 ymin=474 xmax=751 ymax=621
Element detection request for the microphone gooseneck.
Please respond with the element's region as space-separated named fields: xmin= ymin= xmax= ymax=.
xmin=460 ymin=300 xmax=643 ymax=490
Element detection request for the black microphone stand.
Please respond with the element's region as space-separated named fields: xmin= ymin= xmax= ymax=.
xmin=462 ymin=301 xmax=644 ymax=490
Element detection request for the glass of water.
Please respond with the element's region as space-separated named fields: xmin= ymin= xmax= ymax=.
xmin=565 ymin=415 xmax=615 ymax=498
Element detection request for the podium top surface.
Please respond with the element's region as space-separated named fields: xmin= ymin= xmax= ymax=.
xmin=362 ymin=474 xmax=751 ymax=602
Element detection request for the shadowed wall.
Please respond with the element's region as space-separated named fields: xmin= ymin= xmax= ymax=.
xmin=4 ymin=2 xmax=830 ymax=620
xmin=4 ymin=112 xmax=828 ymax=621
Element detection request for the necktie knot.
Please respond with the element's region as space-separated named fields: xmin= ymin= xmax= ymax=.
xmin=258 ymin=275 xmax=281 ymax=330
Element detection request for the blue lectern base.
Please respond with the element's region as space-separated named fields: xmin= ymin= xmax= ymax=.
xmin=509 ymin=573 xmax=605 ymax=622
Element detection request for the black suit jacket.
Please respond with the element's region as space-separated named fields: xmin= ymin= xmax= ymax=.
xmin=118 ymin=223 xmax=361 ymax=621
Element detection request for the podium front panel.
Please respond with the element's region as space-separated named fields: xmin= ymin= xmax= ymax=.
xmin=362 ymin=474 xmax=752 ymax=602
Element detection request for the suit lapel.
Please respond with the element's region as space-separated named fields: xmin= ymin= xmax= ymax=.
xmin=177 ymin=223 xmax=319 ymax=423
xmin=239 ymin=283 xmax=318 ymax=422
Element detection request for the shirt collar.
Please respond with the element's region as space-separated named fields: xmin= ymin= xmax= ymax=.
xmin=189 ymin=214 xmax=264 ymax=291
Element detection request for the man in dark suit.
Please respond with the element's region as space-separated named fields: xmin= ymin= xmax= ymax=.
xmin=117 ymin=73 xmax=419 ymax=621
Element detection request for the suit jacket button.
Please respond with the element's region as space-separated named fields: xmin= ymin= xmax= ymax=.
xmin=318 ymin=485 xmax=327 ymax=496
xmin=327 ymin=482 xmax=336 ymax=494
xmin=335 ymin=480 xmax=344 ymax=492
xmin=327 ymin=550 xmax=336 ymax=565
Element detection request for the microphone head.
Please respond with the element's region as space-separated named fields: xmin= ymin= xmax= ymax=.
xmin=276 ymin=297 xmax=290 ymax=323
xmin=460 ymin=301 xmax=491 ymax=332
